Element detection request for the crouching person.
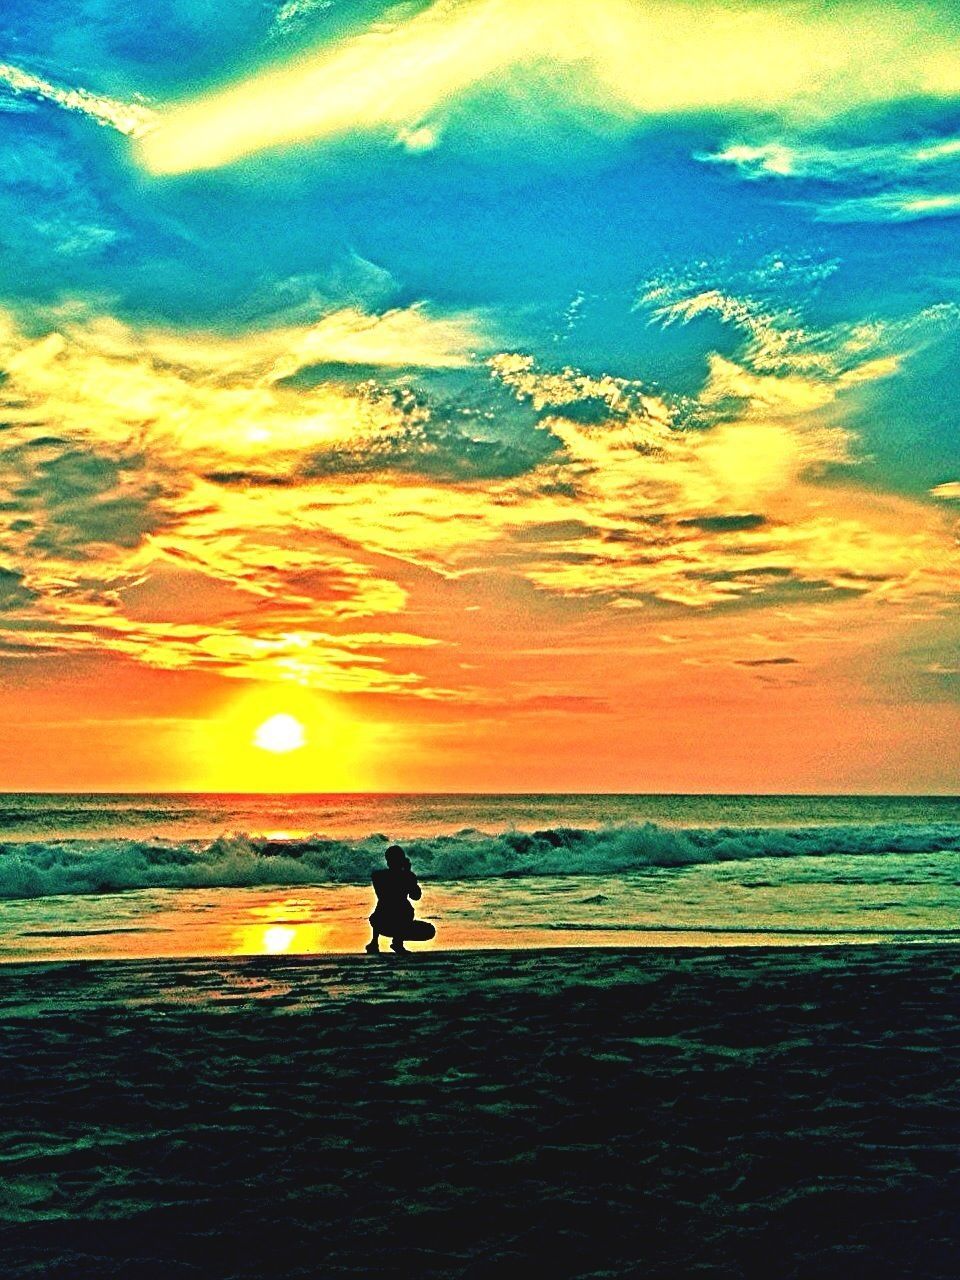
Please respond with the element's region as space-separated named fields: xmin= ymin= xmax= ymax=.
xmin=366 ymin=845 xmax=436 ymax=954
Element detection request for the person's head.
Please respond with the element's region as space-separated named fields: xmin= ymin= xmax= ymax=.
xmin=384 ymin=844 xmax=409 ymax=870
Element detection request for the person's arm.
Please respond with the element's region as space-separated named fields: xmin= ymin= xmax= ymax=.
xmin=406 ymin=871 xmax=422 ymax=900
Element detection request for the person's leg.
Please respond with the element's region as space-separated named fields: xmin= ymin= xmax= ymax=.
xmin=365 ymin=927 xmax=381 ymax=953
xmin=390 ymin=934 xmax=407 ymax=953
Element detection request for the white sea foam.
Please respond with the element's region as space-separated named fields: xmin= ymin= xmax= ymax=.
xmin=1 ymin=822 xmax=959 ymax=900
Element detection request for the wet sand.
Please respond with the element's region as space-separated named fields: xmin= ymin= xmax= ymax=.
xmin=1 ymin=946 xmax=959 ymax=1278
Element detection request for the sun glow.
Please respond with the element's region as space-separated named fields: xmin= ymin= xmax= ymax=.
xmin=254 ymin=713 xmax=307 ymax=753
xmin=262 ymin=924 xmax=296 ymax=953
xmin=185 ymin=685 xmax=391 ymax=792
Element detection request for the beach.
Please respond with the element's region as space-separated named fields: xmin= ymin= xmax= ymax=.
xmin=2 ymin=944 xmax=958 ymax=1278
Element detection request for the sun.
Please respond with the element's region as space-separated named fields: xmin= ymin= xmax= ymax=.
xmin=262 ymin=925 xmax=296 ymax=954
xmin=197 ymin=686 xmax=385 ymax=790
xmin=253 ymin=713 xmax=307 ymax=754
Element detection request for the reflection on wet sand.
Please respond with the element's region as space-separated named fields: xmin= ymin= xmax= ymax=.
xmin=234 ymin=895 xmax=357 ymax=956
xmin=2 ymin=873 xmax=955 ymax=965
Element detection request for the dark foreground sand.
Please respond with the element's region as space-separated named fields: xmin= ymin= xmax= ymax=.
xmin=1 ymin=946 xmax=959 ymax=1279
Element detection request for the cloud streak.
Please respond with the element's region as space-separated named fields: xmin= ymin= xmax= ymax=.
xmin=702 ymin=135 xmax=960 ymax=183
xmin=699 ymin=131 xmax=960 ymax=223
xmin=0 ymin=62 xmax=156 ymax=137
xmin=137 ymin=0 xmax=960 ymax=174
xmin=813 ymin=192 xmax=960 ymax=224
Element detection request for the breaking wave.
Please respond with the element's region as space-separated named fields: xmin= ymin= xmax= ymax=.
xmin=1 ymin=821 xmax=959 ymax=900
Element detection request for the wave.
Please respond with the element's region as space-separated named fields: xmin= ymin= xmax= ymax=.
xmin=1 ymin=821 xmax=959 ymax=900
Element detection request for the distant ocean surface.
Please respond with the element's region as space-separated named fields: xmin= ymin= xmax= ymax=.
xmin=1 ymin=793 xmax=959 ymax=961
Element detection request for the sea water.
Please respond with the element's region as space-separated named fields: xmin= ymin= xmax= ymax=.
xmin=1 ymin=793 xmax=958 ymax=961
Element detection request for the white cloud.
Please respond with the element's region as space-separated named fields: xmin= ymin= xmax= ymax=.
xmin=1 ymin=294 xmax=958 ymax=696
xmin=483 ymin=367 xmax=960 ymax=610
xmin=699 ymin=133 xmax=960 ymax=223
xmin=701 ymin=134 xmax=960 ymax=182
xmin=0 ymin=302 xmax=489 ymax=477
xmin=0 ymin=62 xmax=156 ymax=138
xmin=642 ymin=279 xmax=959 ymax=383
xmin=396 ymin=123 xmax=440 ymax=152
xmin=813 ymin=191 xmax=960 ymax=223
xmin=268 ymin=0 xmax=335 ymax=40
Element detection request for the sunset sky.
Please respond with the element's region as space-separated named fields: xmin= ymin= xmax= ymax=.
xmin=1 ymin=0 xmax=959 ymax=792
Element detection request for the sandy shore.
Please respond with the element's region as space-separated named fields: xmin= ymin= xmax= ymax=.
xmin=1 ymin=946 xmax=959 ymax=1278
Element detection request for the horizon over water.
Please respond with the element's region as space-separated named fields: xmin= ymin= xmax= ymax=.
xmin=1 ymin=791 xmax=959 ymax=963
xmin=4 ymin=789 xmax=960 ymax=834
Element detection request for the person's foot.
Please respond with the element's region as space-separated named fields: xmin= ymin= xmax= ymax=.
xmin=391 ymin=940 xmax=408 ymax=954
xmin=365 ymin=941 xmax=380 ymax=954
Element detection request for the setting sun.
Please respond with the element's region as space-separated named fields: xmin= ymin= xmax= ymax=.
xmin=262 ymin=925 xmax=296 ymax=953
xmin=253 ymin=714 xmax=307 ymax=754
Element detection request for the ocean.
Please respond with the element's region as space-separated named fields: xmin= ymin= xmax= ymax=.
xmin=1 ymin=792 xmax=958 ymax=962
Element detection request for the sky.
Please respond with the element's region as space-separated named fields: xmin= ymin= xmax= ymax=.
xmin=0 ymin=0 xmax=959 ymax=792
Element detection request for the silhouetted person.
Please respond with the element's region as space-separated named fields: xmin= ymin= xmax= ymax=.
xmin=366 ymin=845 xmax=436 ymax=954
